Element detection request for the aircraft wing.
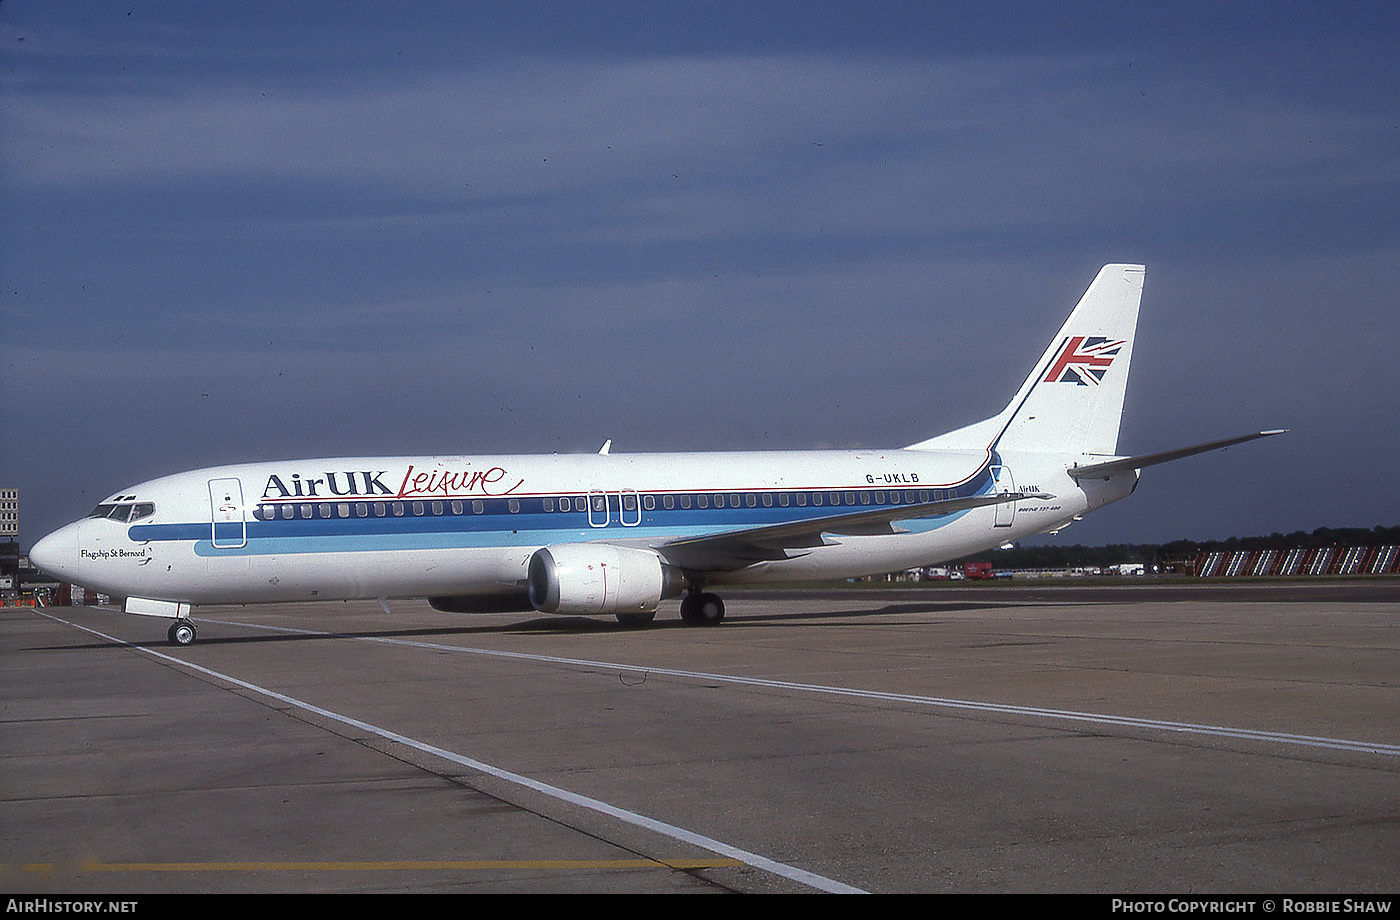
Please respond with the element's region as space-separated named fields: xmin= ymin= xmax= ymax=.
xmin=658 ymin=490 xmax=1051 ymax=571
xmin=1066 ymin=429 xmax=1287 ymax=481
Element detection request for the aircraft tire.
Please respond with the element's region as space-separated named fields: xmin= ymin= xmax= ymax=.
xmin=168 ymin=620 xmax=197 ymax=646
xmin=681 ymin=591 xmax=725 ymax=626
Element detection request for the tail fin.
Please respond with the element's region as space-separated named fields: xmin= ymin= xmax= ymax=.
xmin=907 ymin=264 xmax=1145 ymax=456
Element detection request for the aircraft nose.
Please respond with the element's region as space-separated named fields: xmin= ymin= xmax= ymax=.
xmin=29 ymin=523 xmax=80 ymax=581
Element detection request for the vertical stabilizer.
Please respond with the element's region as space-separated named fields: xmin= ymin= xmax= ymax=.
xmin=907 ymin=264 xmax=1144 ymax=456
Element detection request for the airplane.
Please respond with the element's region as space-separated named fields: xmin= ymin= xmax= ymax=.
xmin=28 ymin=264 xmax=1284 ymax=645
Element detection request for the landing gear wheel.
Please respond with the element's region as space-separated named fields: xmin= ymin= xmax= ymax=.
xmin=167 ymin=619 xmax=196 ymax=646
xmin=680 ymin=591 xmax=725 ymax=626
xmin=615 ymin=610 xmax=657 ymax=628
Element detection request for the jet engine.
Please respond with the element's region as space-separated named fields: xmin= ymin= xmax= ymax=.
xmin=527 ymin=544 xmax=684 ymax=615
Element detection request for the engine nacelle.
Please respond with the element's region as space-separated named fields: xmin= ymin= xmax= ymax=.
xmin=527 ymin=544 xmax=683 ymax=615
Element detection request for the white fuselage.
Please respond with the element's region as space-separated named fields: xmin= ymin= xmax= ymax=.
xmin=31 ymin=446 xmax=1135 ymax=607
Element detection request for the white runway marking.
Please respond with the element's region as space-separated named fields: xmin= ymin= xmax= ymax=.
xmin=37 ymin=611 xmax=867 ymax=895
xmin=218 ymin=616 xmax=1400 ymax=759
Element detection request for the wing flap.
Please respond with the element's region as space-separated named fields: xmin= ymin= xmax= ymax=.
xmin=660 ymin=490 xmax=1050 ymax=572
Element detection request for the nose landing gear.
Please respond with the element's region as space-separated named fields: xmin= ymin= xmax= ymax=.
xmin=167 ymin=619 xmax=197 ymax=646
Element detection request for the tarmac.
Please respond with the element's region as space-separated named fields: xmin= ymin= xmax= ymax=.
xmin=3 ymin=581 xmax=1397 ymax=894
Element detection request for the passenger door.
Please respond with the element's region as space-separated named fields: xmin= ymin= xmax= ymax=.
xmin=209 ymin=478 xmax=247 ymax=548
xmin=990 ymin=466 xmax=1016 ymax=528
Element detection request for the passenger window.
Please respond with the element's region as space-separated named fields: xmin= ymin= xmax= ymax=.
xmin=473 ymin=500 xmax=484 ymax=514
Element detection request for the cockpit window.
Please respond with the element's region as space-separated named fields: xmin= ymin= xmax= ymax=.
xmin=87 ymin=502 xmax=156 ymax=523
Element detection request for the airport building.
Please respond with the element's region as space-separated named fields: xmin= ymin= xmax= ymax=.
xmin=1 ymin=489 xmax=18 ymax=603
xmin=0 ymin=488 xmax=15 ymax=538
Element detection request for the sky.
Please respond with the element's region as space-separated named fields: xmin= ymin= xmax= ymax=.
xmin=3 ymin=1 xmax=1398 ymax=551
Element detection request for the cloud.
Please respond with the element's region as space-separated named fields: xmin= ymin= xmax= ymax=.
xmin=4 ymin=7 xmax=1398 ymax=544
xmin=11 ymin=50 xmax=1393 ymax=240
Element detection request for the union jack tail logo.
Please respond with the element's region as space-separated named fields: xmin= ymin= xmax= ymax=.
xmin=1043 ymin=335 xmax=1127 ymax=386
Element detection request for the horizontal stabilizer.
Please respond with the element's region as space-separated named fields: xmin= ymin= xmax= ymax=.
xmin=1067 ymin=429 xmax=1287 ymax=480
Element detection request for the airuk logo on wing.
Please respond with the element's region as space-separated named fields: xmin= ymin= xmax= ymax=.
xmin=1043 ymin=335 xmax=1127 ymax=386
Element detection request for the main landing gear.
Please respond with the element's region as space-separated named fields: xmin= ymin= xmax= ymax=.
xmin=614 ymin=591 xmax=723 ymax=628
xmin=167 ymin=619 xmax=197 ymax=646
xmin=679 ymin=589 xmax=725 ymax=626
